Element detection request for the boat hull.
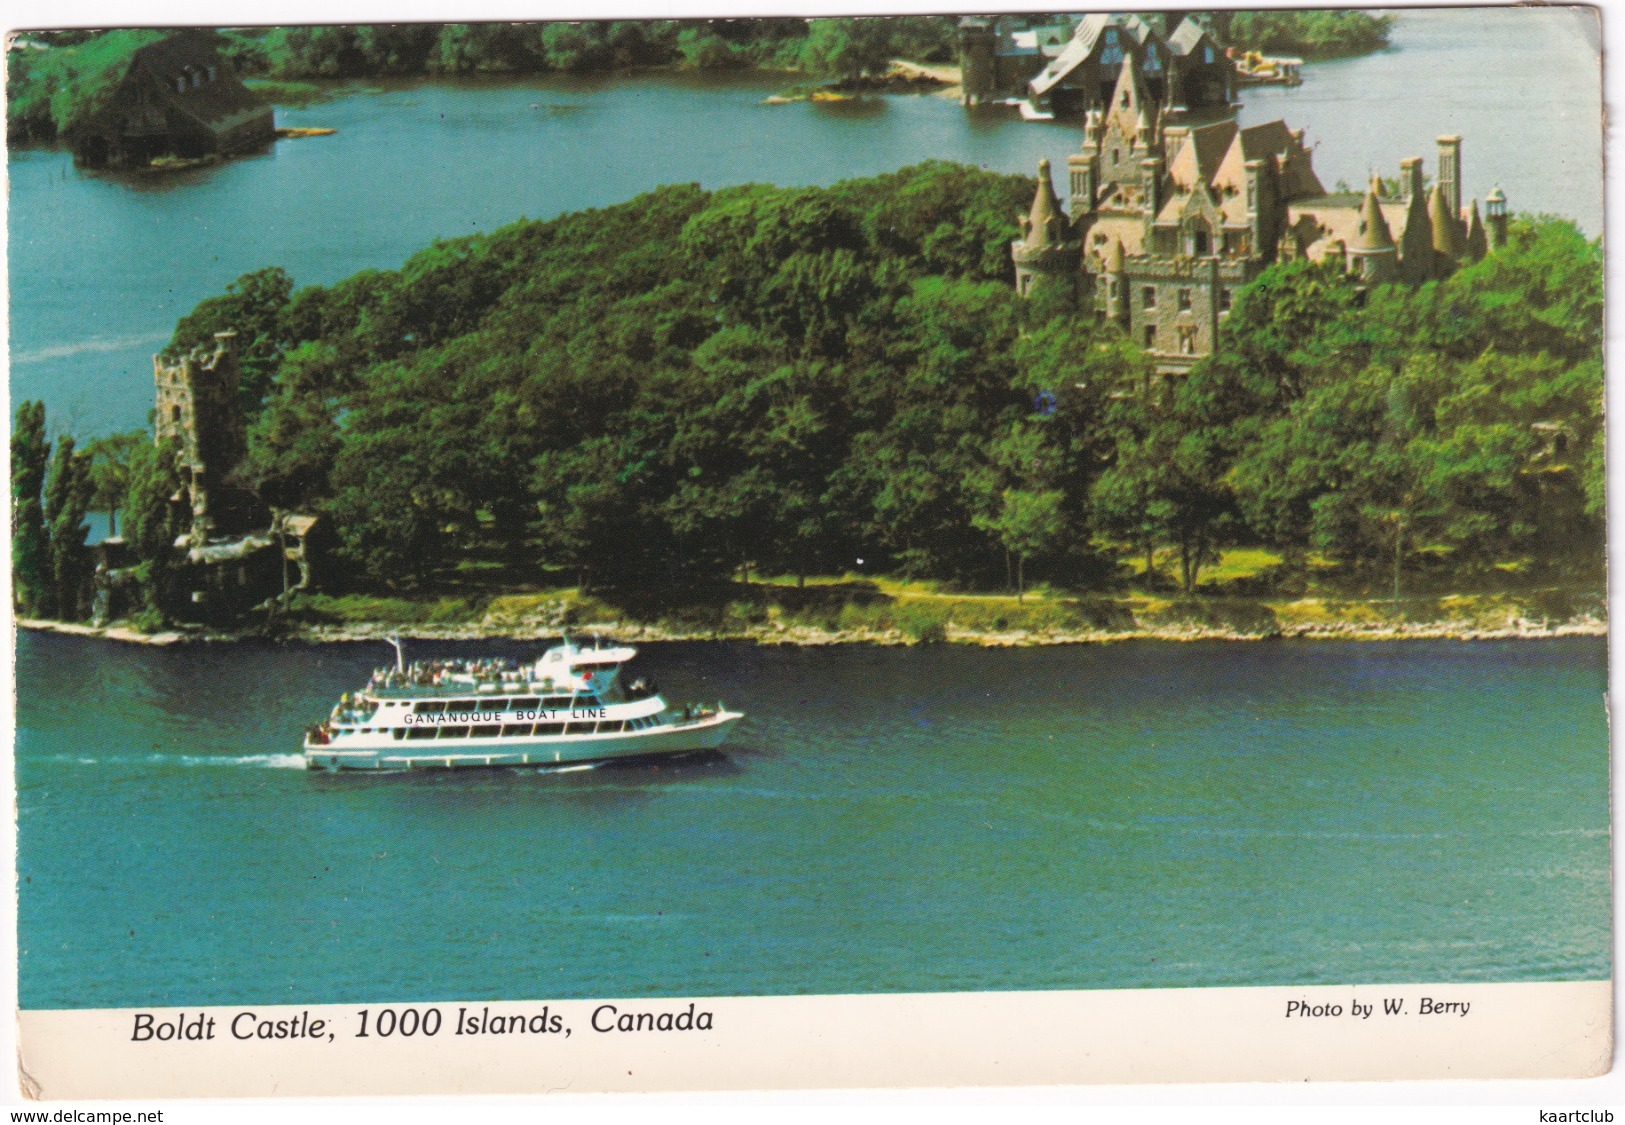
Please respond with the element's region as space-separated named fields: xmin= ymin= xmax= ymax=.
xmin=304 ymin=711 xmax=742 ymax=772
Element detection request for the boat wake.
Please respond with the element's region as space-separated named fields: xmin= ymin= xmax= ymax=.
xmin=170 ymin=752 xmax=309 ymax=769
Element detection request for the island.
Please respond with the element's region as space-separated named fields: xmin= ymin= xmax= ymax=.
xmin=13 ymin=139 xmax=1602 ymax=646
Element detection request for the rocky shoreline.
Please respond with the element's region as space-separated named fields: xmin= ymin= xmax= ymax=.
xmin=17 ymin=601 xmax=1608 ymax=649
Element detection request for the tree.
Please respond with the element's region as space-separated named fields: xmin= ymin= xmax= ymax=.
xmin=11 ymin=401 xmax=52 ymax=617
xmin=43 ymin=435 xmax=95 ymax=620
xmin=82 ymin=430 xmax=144 ymax=537
xmin=163 ymin=266 xmax=295 ymax=416
xmin=121 ymin=440 xmax=186 ymax=617
xmin=1093 ymin=385 xmax=1237 ymax=596
xmin=798 ymin=18 xmax=893 ymax=81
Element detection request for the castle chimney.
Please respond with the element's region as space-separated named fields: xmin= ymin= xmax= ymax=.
xmin=1436 ymin=135 xmax=1462 ymax=221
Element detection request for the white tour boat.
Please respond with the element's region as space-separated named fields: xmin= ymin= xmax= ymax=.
xmin=303 ymin=635 xmax=742 ymax=772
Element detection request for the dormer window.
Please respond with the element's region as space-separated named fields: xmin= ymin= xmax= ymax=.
xmin=1204 ymin=45 xmax=1215 ymax=64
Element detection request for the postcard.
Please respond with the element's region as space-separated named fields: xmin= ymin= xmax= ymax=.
xmin=6 ymin=0 xmax=1613 ymax=1106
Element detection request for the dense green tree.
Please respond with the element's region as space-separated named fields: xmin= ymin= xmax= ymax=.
xmin=11 ymin=401 xmax=52 ymax=616
xmin=164 ymin=267 xmax=295 ymax=415
xmin=82 ymin=430 xmax=145 ymax=538
xmin=42 ymin=435 xmax=96 ymax=620
xmin=148 ymin=163 xmax=1599 ymax=611
xmin=798 ymin=18 xmax=894 ymax=81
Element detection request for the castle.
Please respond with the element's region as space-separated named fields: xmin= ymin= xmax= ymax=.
xmin=141 ymin=333 xmax=318 ymax=621
xmin=1007 ymin=14 xmax=1511 ymax=375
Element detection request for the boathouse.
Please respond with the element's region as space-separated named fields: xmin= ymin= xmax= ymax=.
xmin=66 ymin=32 xmax=273 ymax=169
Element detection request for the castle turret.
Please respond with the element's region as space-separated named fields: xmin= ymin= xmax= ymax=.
xmin=1346 ymin=176 xmax=1397 ymax=284
xmin=1102 ymin=237 xmax=1129 ymax=328
xmin=1397 ymin=157 xmax=1435 ymax=282
xmin=1428 ymin=183 xmax=1464 ymax=272
xmin=1484 ymin=185 xmax=1509 ymax=248
xmin=1464 ymin=199 xmax=1489 ymax=261
xmin=1012 ymin=158 xmax=1081 ymax=300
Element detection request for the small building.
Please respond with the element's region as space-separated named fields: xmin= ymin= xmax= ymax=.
xmin=67 ymin=32 xmax=273 ymax=169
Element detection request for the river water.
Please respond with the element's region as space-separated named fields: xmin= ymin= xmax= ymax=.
xmin=5 ymin=7 xmax=1603 ymax=438
xmin=15 ymin=632 xmax=1609 ymax=1009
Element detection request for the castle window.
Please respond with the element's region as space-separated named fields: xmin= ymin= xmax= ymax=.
xmin=1220 ymin=288 xmax=1233 ymax=311
xmin=171 ymin=405 xmax=182 ymax=424
xmin=1193 ymin=229 xmax=1211 ymax=255
xmin=1143 ymin=325 xmax=1157 ymax=349
xmin=1204 ymin=46 xmax=1215 ymax=64
xmin=1112 ymin=148 xmax=1120 ymax=166
xmin=1141 ymin=286 xmax=1156 ymax=309
xmin=1178 ymin=288 xmax=1192 ymax=311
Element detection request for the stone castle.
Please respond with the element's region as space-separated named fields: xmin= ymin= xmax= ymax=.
xmin=1006 ymin=14 xmax=1511 ymax=375
xmin=145 ymin=333 xmax=318 ymax=620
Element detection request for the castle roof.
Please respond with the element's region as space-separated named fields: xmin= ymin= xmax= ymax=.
xmin=1029 ymin=14 xmax=1113 ymax=97
xmin=68 ymin=31 xmax=271 ymax=143
xmin=1168 ymin=16 xmax=1213 ymax=57
xmin=1022 ymin=158 xmax=1071 ymax=249
xmin=1352 ymin=179 xmax=1397 ymax=251
xmin=1428 ymin=183 xmax=1465 ymax=259
xmin=127 ymin=33 xmax=268 ymax=130
xmin=1167 ymin=119 xmax=1238 ymax=190
xmin=1465 ymin=199 xmax=1489 ymax=260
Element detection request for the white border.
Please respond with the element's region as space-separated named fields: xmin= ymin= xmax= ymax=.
xmin=3 ymin=0 xmax=1619 ymax=1118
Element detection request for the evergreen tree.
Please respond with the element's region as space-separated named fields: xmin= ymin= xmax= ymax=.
xmin=10 ymin=401 xmax=51 ymax=617
xmin=42 ymin=435 xmax=95 ymax=621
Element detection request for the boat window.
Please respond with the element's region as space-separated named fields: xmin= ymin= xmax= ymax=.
xmin=393 ymin=729 xmax=406 ymax=740
xmin=575 ymin=695 xmax=602 ymax=708
xmin=471 ymin=725 xmax=501 ymax=738
xmin=414 ymin=701 xmax=446 ymax=715
xmin=407 ymin=728 xmax=437 ymax=741
xmin=535 ymin=722 xmax=565 ymax=737
xmin=512 ymin=696 xmax=540 ymax=709
xmin=485 ymin=698 xmax=510 ymax=712
xmin=502 ymin=723 xmax=534 ymax=737
xmin=450 ymin=699 xmax=478 ymax=711
xmin=439 ymin=726 xmax=470 ymax=739
xmin=541 ymin=695 xmax=575 ymax=708
xmin=614 ymin=720 xmax=629 ymax=733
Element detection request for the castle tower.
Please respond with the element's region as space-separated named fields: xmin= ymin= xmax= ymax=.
xmin=1484 ymin=186 xmax=1509 ymax=248
xmin=1464 ymin=199 xmax=1489 ymax=261
xmin=152 ymin=330 xmax=251 ymax=546
xmin=1428 ymin=183 xmax=1465 ymax=272
xmin=1102 ymin=237 xmax=1130 ymax=328
xmin=1102 ymin=54 xmax=1157 ymax=187
xmin=1397 ymin=157 xmax=1435 ymax=282
xmin=1244 ymin=158 xmax=1271 ymax=262
xmin=1436 ymin=135 xmax=1463 ymax=219
xmin=1346 ymin=177 xmax=1398 ymax=284
xmin=1012 ymin=158 xmax=1081 ymax=300
xmin=957 ymin=19 xmax=997 ymax=107
xmin=1069 ymin=109 xmax=1103 ymax=218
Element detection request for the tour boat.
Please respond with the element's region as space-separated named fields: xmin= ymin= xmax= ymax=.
xmin=302 ymin=635 xmax=742 ymax=772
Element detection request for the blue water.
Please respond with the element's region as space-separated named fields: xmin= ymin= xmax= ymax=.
xmin=16 ymin=633 xmax=1609 ymax=1009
